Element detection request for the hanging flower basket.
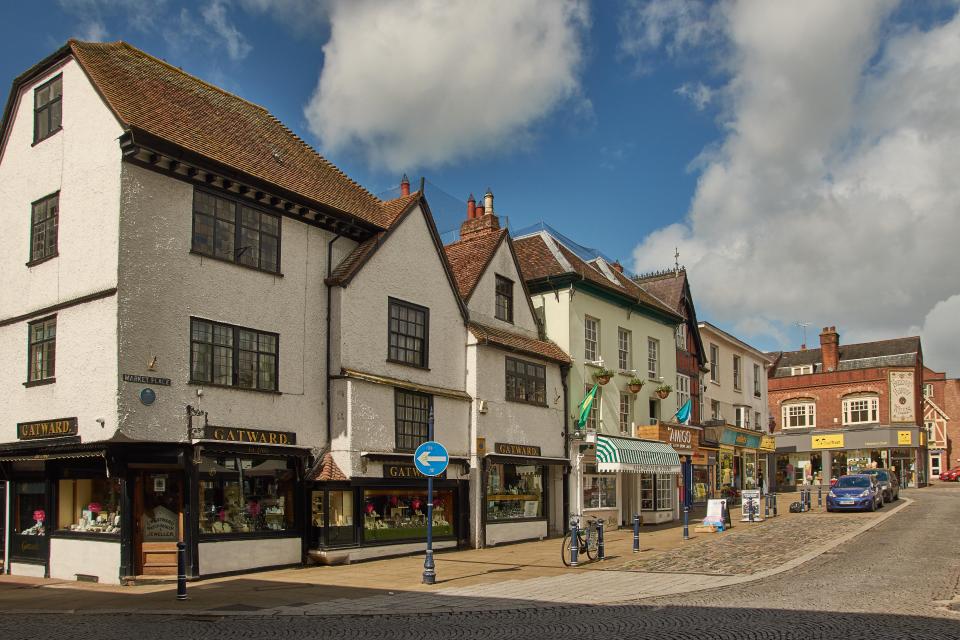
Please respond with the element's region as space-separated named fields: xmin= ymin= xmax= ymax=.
xmin=593 ymin=367 xmax=614 ymax=386
xmin=655 ymin=384 xmax=672 ymax=400
xmin=627 ymin=378 xmax=645 ymax=393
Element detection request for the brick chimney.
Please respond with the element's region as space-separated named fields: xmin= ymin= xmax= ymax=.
xmin=819 ymin=325 xmax=839 ymax=372
xmin=400 ymin=174 xmax=410 ymax=197
xmin=611 ymin=261 xmax=624 ymax=274
xmin=460 ymin=188 xmax=501 ymax=240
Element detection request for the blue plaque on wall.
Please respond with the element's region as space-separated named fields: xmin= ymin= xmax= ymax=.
xmin=140 ymin=388 xmax=157 ymax=406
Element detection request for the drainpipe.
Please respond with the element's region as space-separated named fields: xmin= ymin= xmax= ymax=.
xmin=325 ymin=233 xmax=342 ymax=450
xmin=561 ymin=363 xmax=570 ymax=535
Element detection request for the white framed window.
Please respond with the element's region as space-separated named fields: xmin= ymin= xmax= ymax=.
xmin=791 ymin=365 xmax=813 ymax=376
xmin=753 ymin=363 xmax=761 ymax=397
xmin=675 ymin=324 xmax=687 ymax=350
xmin=923 ymin=383 xmax=933 ymax=398
xmin=618 ymin=327 xmax=632 ymax=371
xmin=641 ymin=473 xmax=675 ymax=511
xmin=656 ymin=475 xmax=673 ymax=511
xmin=676 ymin=374 xmax=690 ymax=413
xmin=584 ymin=316 xmax=599 ymax=362
xmin=782 ymin=402 xmax=816 ymax=429
xmin=647 ymin=338 xmax=659 ymax=379
xmin=711 ymin=399 xmax=721 ymax=420
xmin=733 ymin=355 xmax=742 ymax=391
xmin=619 ymin=392 xmax=632 ymax=434
xmin=585 ymin=383 xmax=601 ymax=431
xmin=735 ymin=406 xmax=749 ymax=428
xmin=709 ymin=344 xmax=719 ymax=383
xmin=584 ymin=471 xmax=617 ymax=509
xmin=755 ymin=411 xmax=762 ymax=431
xmin=842 ymin=396 xmax=879 ymax=425
xmin=931 ymin=453 xmax=942 ymax=476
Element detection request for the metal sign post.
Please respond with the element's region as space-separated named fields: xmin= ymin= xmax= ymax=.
xmin=414 ymin=408 xmax=448 ymax=585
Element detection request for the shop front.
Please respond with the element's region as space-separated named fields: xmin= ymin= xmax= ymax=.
xmin=775 ymin=426 xmax=928 ymax=489
xmin=481 ymin=443 xmax=567 ymax=546
xmin=759 ymin=435 xmax=776 ymax=493
xmin=636 ymin=422 xmax=708 ymax=510
xmin=594 ymin=434 xmax=682 ymax=526
xmin=2 ymin=420 xmax=308 ymax=584
xmin=704 ymin=425 xmax=763 ymax=503
xmin=309 ymin=453 xmax=470 ymax=564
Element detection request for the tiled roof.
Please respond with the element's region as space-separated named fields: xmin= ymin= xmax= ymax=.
xmin=468 ymin=321 xmax=571 ymax=364
xmin=443 ymin=229 xmax=508 ymax=299
xmin=634 ymin=270 xmax=687 ymax=317
xmin=67 ymin=40 xmax=393 ymax=227
xmin=310 ymin=451 xmax=347 ymax=482
xmin=772 ymin=336 xmax=921 ymax=377
xmin=513 ymin=232 xmax=681 ymax=320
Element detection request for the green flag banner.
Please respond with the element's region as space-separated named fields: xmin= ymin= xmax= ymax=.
xmin=577 ymin=383 xmax=600 ymax=429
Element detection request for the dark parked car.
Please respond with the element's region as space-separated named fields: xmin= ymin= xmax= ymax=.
xmin=826 ymin=475 xmax=883 ymax=512
xmin=858 ymin=468 xmax=900 ymax=502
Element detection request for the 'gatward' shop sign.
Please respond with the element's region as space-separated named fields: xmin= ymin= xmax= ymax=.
xmin=18 ymin=418 xmax=78 ymax=440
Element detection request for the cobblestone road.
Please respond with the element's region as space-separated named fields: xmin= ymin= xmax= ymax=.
xmin=2 ymin=487 xmax=958 ymax=639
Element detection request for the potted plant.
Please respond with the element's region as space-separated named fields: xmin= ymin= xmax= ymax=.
xmin=593 ymin=367 xmax=614 ymax=385
xmin=627 ymin=377 xmax=645 ymax=393
xmin=655 ymin=383 xmax=672 ymax=399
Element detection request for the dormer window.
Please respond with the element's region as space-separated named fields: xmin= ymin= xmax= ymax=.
xmin=791 ymin=365 xmax=813 ymax=375
xmin=495 ymin=275 xmax=513 ymax=323
xmin=34 ymin=74 xmax=62 ymax=143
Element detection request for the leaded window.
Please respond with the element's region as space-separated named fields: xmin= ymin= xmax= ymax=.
xmin=505 ymin=357 xmax=546 ymax=405
xmin=395 ymin=389 xmax=431 ymax=451
xmin=388 ymin=298 xmax=429 ymax=367
xmin=34 ymin=74 xmax=62 ymax=143
xmin=27 ymin=316 xmax=56 ymax=382
xmin=192 ymin=190 xmax=281 ymax=273
xmin=30 ymin=193 xmax=59 ymax=263
xmin=190 ymin=318 xmax=278 ymax=391
xmin=495 ymin=275 xmax=513 ymax=323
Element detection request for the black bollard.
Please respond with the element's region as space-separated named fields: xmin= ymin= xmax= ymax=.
xmin=597 ymin=519 xmax=605 ymax=561
xmin=682 ymin=504 xmax=689 ymax=540
xmin=569 ymin=519 xmax=579 ymax=567
xmin=817 ymin=485 xmax=823 ymax=508
xmin=633 ymin=513 xmax=640 ymax=553
xmin=176 ymin=541 xmax=187 ymax=601
xmin=772 ymin=493 xmax=778 ymax=517
xmin=748 ymin=497 xmax=755 ymax=522
xmin=764 ymin=494 xmax=770 ymax=519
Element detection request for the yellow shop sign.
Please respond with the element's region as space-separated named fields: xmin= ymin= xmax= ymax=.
xmin=897 ymin=431 xmax=912 ymax=445
xmin=811 ymin=434 xmax=844 ymax=449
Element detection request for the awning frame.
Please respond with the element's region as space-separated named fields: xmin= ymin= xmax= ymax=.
xmin=595 ymin=435 xmax=682 ymax=474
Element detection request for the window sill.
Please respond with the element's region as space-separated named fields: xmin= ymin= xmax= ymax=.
xmin=51 ymin=531 xmax=120 ymax=542
xmin=486 ymin=517 xmax=546 ymax=524
xmin=505 ymin=398 xmax=548 ymax=408
xmin=26 ymin=253 xmax=59 ymax=268
xmin=189 ymin=250 xmax=283 ymax=278
xmin=385 ymin=358 xmax=430 ymax=371
xmin=188 ymin=381 xmax=281 ymax=395
xmin=710 ymin=380 xmax=721 ymax=386
xmin=23 ymin=378 xmax=55 ymax=388
xmin=32 ymin=126 xmax=62 ymax=147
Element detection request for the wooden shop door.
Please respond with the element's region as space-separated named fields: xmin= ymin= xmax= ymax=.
xmin=133 ymin=471 xmax=184 ymax=576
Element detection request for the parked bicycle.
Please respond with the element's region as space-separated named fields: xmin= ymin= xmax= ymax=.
xmin=561 ymin=515 xmax=601 ymax=566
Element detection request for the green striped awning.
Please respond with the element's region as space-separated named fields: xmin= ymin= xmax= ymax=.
xmin=595 ymin=435 xmax=681 ymax=474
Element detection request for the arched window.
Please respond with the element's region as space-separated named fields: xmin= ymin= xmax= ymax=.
xmin=781 ymin=399 xmax=815 ymax=429
xmin=842 ymin=394 xmax=879 ymax=426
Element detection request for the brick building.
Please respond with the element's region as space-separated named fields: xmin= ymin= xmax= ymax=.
xmin=768 ymin=326 xmax=927 ymax=490
xmin=922 ymin=367 xmax=960 ymax=477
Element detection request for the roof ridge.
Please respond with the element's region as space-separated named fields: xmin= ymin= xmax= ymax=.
xmin=445 ymin=227 xmax=507 ymax=247
xmin=778 ymin=335 xmax=921 ymax=357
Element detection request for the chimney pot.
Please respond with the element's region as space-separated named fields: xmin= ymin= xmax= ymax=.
xmin=484 ymin=188 xmax=494 ymax=215
xmin=400 ymin=174 xmax=410 ymax=197
xmin=467 ymin=194 xmax=476 ymax=219
xmin=612 ymin=261 xmax=623 ymax=273
xmin=476 ymin=205 xmax=484 ymax=216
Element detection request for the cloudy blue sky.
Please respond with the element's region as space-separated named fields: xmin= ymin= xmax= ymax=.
xmin=3 ymin=1 xmax=959 ymax=373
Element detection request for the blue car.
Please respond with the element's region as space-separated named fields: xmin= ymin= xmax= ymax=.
xmin=826 ymin=474 xmax=883 ymax=512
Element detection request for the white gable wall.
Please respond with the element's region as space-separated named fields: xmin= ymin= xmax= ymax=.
xmin=467 ymin=239 xmax=537 ymax=333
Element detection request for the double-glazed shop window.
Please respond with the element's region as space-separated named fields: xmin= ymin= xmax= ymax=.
xmin=495 ymin=275 xmax=513 ymax=323
xmin=30 ymin=192 xmax=59 ymax=263
xmin=505 ymin=356 xmax=546 ymax=405
xmin=198 ymin=456 xmax=296 ymax=535
xmin=27 ymin=316 xmax=56 ymax=382
xmin=190 ymin=318 xmax=278 ymax=391
xmin=388 ymin=298 xmax=429 ymax=367
xmin=34 ymin=74 xmax=62 ymax=143
xmin=395 ymin=389 xmax=431 ymax=451
xmin=192 ymin=190 xmax=280 ymax=273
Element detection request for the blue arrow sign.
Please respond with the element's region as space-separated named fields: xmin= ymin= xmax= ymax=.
xmin=413 ymin=441 xmax=449 ymax=477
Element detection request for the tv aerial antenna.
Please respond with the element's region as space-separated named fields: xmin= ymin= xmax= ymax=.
xmin=795 ymin=321 xmax=811 ymax=348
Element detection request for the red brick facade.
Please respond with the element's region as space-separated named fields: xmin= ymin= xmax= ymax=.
xmin=924 ymin=366 xmax=960 ymax=472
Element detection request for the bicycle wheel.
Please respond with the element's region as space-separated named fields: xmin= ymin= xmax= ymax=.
xmin=561 ymin=532 xmax=574 ymax=566
xmin=584 ymin=528 xmax=598 ymax=561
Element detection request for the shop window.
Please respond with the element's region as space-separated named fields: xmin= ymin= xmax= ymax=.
xmin=641 ymin=474 xmax=654 ymax=510
xmin=311 ymin=489 xmax=355 ymax=547
xmin=691 ymin=466 xmax=709 ymax=503
xmin=486 ymin=463 xmax=544 ymax=521
xmin=11 ymin=481 xmax=47 ymax=561
xmin=781 ymin=401 xmax=815 ymax=429
xmin=656 ymin=475 xmax=673 ymax=510
xmin=583 ymin=472 xmax=616 ymax=509
xmin=363 ymin=487 xmax=454 ymax=542
xmin=505 ymin=356 xmax=546 ymax=405
xmin=198 ymin=456 xmax=296 ymax=535
xmin=842 ymin=396 xmax=879 ymax=425
xmin=57 ymin=477 xmax=121 ymax=535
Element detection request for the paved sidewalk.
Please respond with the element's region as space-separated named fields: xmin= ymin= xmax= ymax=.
xmin=0 ymin=495 xmax=911 ymax=617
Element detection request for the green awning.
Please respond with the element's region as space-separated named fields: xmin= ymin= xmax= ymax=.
xmin=595 ymin=435 xmax=681 ymax=474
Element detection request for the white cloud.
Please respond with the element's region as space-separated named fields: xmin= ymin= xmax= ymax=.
xmin=201 ymin=0 xmax=252 ymax=61
xmin=675 ymin=81 xmax=713 ymax=110
xmin=76 ymin=19 xmax=108 ymax=41
xmin=619 ymin=0 xmax=721 ymax=66
xmin=920 ymin=295 xmax=960 ymax=373
xmin=238 ymin=0 xmax=332 ymax=32
xmin=630 ymin=1 xmax=960 ymax=374
xmin=305 ymin=0 xmax=590 ymax=171
xmin=59 ymin=0 xmax=168 ymax=33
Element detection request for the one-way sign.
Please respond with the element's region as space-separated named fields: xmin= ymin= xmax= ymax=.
xmin=413 ymin=441 xmax=449 ymax=477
